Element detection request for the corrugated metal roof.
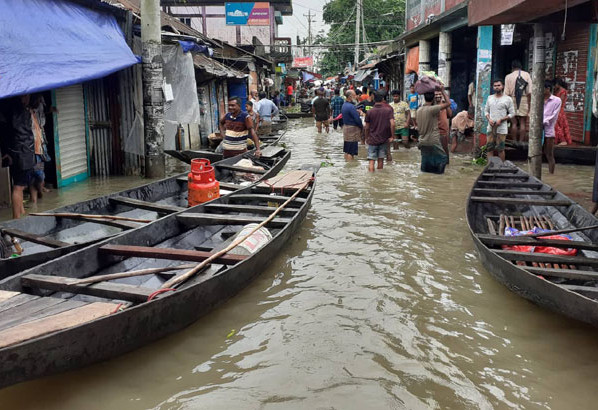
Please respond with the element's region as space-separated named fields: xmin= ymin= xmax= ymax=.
xmin=193 ymin=54 xmax=246 ymax=79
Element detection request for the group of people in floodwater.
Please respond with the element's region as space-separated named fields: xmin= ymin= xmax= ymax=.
xmin=303 ymin=59 xmax=573 ymax=175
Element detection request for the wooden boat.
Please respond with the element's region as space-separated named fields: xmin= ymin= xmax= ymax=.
xmin=0 ymin=166 xmax=317 ymax=388
xmin=505 ymin=140 xmax=597 ymax=165
xmin=0 ymin=147 xmax=290 ymax=278
xmin=467 ymin=158 xmax=598 ymax=327
xmin=166 ymin=132 xmax=286 ymax=165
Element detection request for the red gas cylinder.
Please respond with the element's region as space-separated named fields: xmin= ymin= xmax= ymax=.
xmin=188 ymin=159 xmax=220 ymax=207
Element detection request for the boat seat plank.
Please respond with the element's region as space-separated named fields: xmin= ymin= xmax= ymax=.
xmin=0 ymin=297 xmax=68 ymax=332
xmin=98 ymin=244 xmax=246 ymax=265
xmin=22 ymin=274 xmax=156 ymax=303
xmin=481 ymin=174 xmax=530 ymax=179
xmin=477 ymin=234 xmax=598 ymax=252
xmin=484 ymin=168 xmax=519 ymax=173
xmin=470 ymin=197 xmax=572 ymax=206
xmin=0 ymin=293 xmax=40 ymax=314
xmin=214 ymin=164 xmax=267 ymax=174
xmin=472 ymin=188 xmax=556 ymax=196
xmin=0 ymin=227 xmax=70 ymax=248
xmin=0 ymin=302 xmax=119 ymax=349
xmin=0 ymin=297 xmax=89 ymax=331
xmin=0 ymin=290 xmax=20 ymax=303
xmin=204 ymin=203 xmax=298 ymax=216
xmin=494 ymin=250 xmax=598 ymax=267
xmin=476 ymin=181 xmax=544 ymax=188
xmin=109 ymin=196 xmax=184 ymax=214
xmin=524 ymin=266 xmax=598 ymax=281
xmin=229 ymin=194 xmax=307 ymax=204
xmin=257 ymin=170 xmax=313 ymax=192
xmin=177 ymin=213 xmax=291 ymax=228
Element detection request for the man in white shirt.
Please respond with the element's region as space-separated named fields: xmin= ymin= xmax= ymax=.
xmin=484 ymin=79 xmax=515 ymax=161
xmin=256 ymin=91 xmax=279 ymax=135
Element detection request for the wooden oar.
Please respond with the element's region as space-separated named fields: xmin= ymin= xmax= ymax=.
xmin=30 ymin=212 xmax=152 ymax=223
xmin=161 ymin=178 xmax=311 ymax=289
xmin=521 ymin=224 xmax=598 ymax=238
xmin=71 ymin=264 xmax=200 ymax=285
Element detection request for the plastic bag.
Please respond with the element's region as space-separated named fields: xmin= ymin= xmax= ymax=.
xmin=502 ymin=227 xmax=577 ymax=256
xmin=414 ymin=76 xmax=440 ymax=94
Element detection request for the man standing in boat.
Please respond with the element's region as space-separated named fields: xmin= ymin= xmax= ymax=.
xmin=543 ymin=80 xmax=562 ymax=174
xmin=219 ymin=97 xmax=261 ymax=159
xmin=484 ymin=79 xmax=515 ymax=161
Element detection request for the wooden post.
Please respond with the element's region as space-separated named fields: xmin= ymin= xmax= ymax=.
xmin=141 ymin=0 xmax=165 ymax=178
xmin=528 ymin=23 xmax=546 ymax=179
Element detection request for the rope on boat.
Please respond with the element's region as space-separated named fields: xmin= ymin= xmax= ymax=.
xmin=147 ymin=288 xmax=176 ymax=301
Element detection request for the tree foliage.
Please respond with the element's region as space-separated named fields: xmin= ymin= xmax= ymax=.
xmin=317 ymin=0 xmax=405 ymax=77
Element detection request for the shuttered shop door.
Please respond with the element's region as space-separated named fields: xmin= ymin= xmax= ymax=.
xmin=55 ymin=84 xmax=88 ymax=186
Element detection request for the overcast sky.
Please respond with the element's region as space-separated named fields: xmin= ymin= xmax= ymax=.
xmin=279 ymin=0 xmax=330 ymax=43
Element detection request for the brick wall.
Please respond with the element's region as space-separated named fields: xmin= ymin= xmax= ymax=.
xmin=555 ymin=24 xmax=590 ymax=144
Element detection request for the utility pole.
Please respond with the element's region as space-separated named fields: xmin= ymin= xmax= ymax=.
xmin=354 ymin=0 xmax=361 ymax=68
xmin=304 ymin=10 xmax=314 ymax=55
xmin=141 ymin=0 xmax=165 ymax=178
xmin=528 ymin=23 xmax=546 ymax=179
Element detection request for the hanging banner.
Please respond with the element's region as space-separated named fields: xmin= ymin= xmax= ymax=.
xmin=292 ymin=56 xmax=314 ymax=68
xmin=225 ymin=2 xmax=270 ymax=26
xmin=501 ymin=24 xmax=515 ymax=46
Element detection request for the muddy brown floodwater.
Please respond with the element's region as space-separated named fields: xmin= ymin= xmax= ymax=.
xmin=1 ymin=118 xmax=598 ymax=409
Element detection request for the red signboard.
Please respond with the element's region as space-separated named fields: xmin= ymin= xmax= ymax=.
xmin=292 ymin=56 xmax=314 ymax=68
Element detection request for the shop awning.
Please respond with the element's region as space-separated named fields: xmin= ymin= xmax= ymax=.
xmin=193 ymin=54 xmax=247 ymax=79
xmin=353 ymin=69 xmax=373 ymax=82
xmin=0 ymin=0 xmax=139 ymax=99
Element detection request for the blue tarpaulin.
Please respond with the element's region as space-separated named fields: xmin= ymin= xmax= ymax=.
xmin=0 ymin=0 xmax=139 ymax=99
xmin=177 ymin=40 xmax=213 ymax=56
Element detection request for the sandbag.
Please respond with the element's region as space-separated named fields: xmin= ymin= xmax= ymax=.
xmin=414 ymin=76 xmax=441 ymax=94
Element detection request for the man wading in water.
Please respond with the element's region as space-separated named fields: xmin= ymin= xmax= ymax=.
xmin=341 ymin=90 xmax=363 ymax=160
xmin=416 ymin=86 xmax=451 ymax=174
xmin=364 ymin=91 xmax=394 ymax=172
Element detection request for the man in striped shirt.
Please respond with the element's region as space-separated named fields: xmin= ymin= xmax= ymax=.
xmin=219 ymin=97 xmax=261 ymax=158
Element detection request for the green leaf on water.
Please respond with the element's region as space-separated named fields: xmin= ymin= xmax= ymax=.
xmin=320 ymin=161 xmax=334 ymax=167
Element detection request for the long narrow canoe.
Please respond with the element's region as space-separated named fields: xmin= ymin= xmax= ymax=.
xmin=0 ymin=166 xmax=317 ymax=388
xmin=166 ymin=130 xmax=285 ymax=165
xmin=466 ymin=158 xmax=598 ymax=326
xmin=504 ymin=140 xmax=597 ymax=165
xmin=0 ymin=148 xmax=290 ymax=278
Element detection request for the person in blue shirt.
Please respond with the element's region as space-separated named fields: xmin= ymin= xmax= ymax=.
xmin=256 ymin=91 xmax=279 ymax=135
xmin=341 ymin=90 xmax=363 ymax=160
xmin=407 ymin=84 xmax=419 ymax=127
xmin=330 ymin=89 xmax=345 ymax=130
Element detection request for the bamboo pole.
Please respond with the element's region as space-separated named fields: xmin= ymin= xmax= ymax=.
xmin=30 ymin=213 xmax=151 ymax=223
xmin=161 ymin=180 xmax=311 ymax=289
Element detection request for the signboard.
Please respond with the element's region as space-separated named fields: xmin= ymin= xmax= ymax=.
xmin=225 ymin=2 xmax=270 ymax=26
xmin=292 ymin=56 xmax=313 ymax=68
xmin=500 ymin=24 xmax=515 ymax=46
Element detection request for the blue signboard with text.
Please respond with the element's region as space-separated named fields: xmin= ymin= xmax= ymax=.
xmin=225 ymin=2 xmax=270 ymax=26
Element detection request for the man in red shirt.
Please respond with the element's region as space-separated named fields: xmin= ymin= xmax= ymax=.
xmin=365 ymin=92 xmax=395 ymax=172
xmin=286 ymin=84 xmax=294 ymax=106
xmin=435 ymin=91 xmax=452 ymax=162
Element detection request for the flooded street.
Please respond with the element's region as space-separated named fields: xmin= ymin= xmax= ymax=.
xmin=2 ymin=118 xmax=598 ymax=409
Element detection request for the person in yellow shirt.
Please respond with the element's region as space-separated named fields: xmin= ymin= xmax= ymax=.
xmin=389 ymin=90 xmax=411 ymax=149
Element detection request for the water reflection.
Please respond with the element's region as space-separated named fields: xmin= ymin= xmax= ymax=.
xmin=2 ymin=119 xmax=598 ymax=409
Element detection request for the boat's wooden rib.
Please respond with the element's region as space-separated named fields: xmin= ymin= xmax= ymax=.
xmin=22 ymin=275 xmax=155 ymax=303
xmin=467 ymin=158 xmax=598 ymax=327
xmin=214 ymin=164 xmax=267 ymax=174
xmin=229 ymin=194 xmax=307 ymax=204
xmin=176 ymin=213 xmax=291 ymax=228
xmin=204 ymin=203 xmax=298 ymax=216
xmin=472 ymin=188 xmax=556 ymax=196
xmin=470 ymin=197 xmax=572 ymax=206
xmin=0 ymin=165 xmax=316 ymax=388
xmin=476 ymin=181 xmax=543 ymax=188
xmin=480 ymin=173 xmax=530 ymax=179
xmin=0 ymin=228 xmax=70 ymax=248
xmin=0 ymin=149 xmax=290 ymax=279
xmin=476 ymin=234 xmax=598 ymax=252
xmin=524 ymin=266 xmax=598 ymax=281
xmin=109 ymin=197 xmax=185 ymax=214
xmin=98 ymin=244 xmax=247 ymax=264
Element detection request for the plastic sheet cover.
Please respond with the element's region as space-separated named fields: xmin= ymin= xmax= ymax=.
xmin=162 ymin=45 xmax=201 ymax=150
xmin=0 ymin=0 xmax=139 ymax=99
